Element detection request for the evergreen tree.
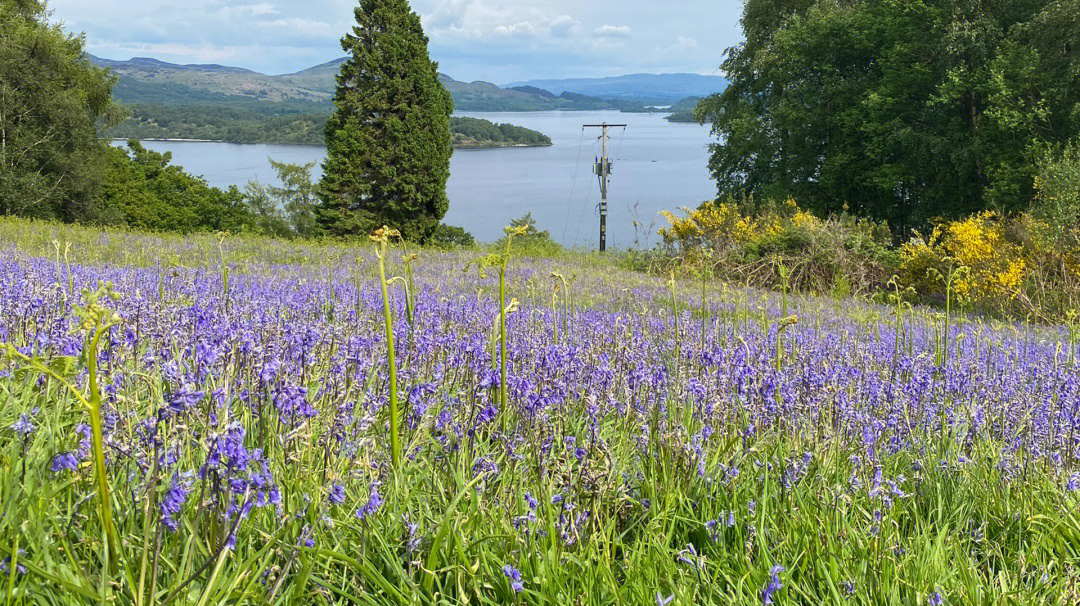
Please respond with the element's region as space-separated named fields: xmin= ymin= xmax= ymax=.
xmin=0 ymin=0 xmax=121 ymax=222
xmin=318 ymin=0 xmax=453 ymax=242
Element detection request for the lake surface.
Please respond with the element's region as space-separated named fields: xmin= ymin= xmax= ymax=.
xmin=128 ymin=111 xmax=716 ymax=248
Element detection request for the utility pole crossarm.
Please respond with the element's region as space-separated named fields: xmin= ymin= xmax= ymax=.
xmin=582 ymin=122 xmax=627 ymax=253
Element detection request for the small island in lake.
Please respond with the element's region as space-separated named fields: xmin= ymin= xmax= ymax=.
xmin=450 ymin=117 xmax=551 ymax=149
xmin=664 ymin=97 xmax=703 ymax=123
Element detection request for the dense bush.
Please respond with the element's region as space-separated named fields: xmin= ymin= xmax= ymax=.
xmin=702 ymin=0 xmax=1080 ymax=232
xmin=900 ymin=212 xmax=1080 ymax=319
xmin=101 ymin=141 xmax=253 ymax=233
xmin=1031 ymin=140 xmax=1080 ymax=252
xmin=429 ymin=223 xmax=476 ymax=248
xmin=0 ymin=0 xmax=120 ymax=223
xmin=658 ymin=191 xmax=1080 ymax=321
xmin=495 ymin=213 xmax=563 ymax=256
xmin=659 ymin=199 xmax=897 ymax=296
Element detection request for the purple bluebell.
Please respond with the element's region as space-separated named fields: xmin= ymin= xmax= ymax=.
xmin=502 ymin=564 xmax=523 ymax=593
xmin=762 ymin=565 xmax=784 ymax=605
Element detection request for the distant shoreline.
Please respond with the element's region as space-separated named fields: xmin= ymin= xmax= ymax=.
xmin=111 ymin=137 xmax=553 ymax=150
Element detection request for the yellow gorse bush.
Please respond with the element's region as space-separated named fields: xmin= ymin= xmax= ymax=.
xmin=661 ymin=196 xmax=1080 ymax=318
xmin=899 ymin=212 xmax=1026 ymax=306
xmin=658 ymin=198 xmax=897 ymax=296
xmin=660 ymin=201 xmax=759 ymax=252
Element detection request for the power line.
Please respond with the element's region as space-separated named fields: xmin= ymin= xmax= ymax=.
xmin=561 ymin=127 xmax=587 ymax=246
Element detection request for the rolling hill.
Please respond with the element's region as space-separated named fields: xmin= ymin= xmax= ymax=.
xmin=89 ymin=54 xmax=710 ymax=146
xmin=88 ymin=54 xmax=686 ymax=113
xmin=503 ymin=73 xmax=728 ymax=104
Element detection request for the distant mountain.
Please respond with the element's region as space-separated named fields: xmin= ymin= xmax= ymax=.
xmin=503 ymin=73 xmax=728 ymax=104
xmin=88 ymin=55 xmax=555 ymax=147
xmin=89 ymin=53 xmax=710 ymax=146
xmin=88 ymin=54 xmax=701 ymax=113
xmin=88 ymin=54 xmax=331 ymax=105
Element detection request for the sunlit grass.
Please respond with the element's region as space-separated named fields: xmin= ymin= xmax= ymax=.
xmin=1 ymin=216 xmax=1079 ymax=604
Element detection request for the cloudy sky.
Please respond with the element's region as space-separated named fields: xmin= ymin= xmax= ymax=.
xmin=48 ymin=0 xmax=743 ymax=82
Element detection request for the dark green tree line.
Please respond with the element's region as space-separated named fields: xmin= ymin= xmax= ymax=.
xmin=701 ymin=0 xmax=1080 ymax=232
xmin=102 ymin=141 xmax=252 ymax=233
xmin=0 ymin=0 xmax=121 ymax=222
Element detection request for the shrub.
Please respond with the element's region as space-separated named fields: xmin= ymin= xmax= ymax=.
xmin=429 ymin=224 xmax=475 ymax=248
xmin=495 ymin=213 xmax=562 ymax=256
xmin=1031 ymin=140 xmax=1080 ymax=252
xmin=659 ymin=198 xmax=897 ymax=296
xmin=899 ymin=212 xmax=1026 ymax=312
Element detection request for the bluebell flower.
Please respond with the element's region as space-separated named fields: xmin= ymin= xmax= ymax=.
xmin=328 ymin=483 xmax=346 ymax=505
xmin=656 ymin=593 xmax=674 ymax=606
xmin=166 ymin=386 xmax=205 ymax=416
xmin=1067 ymin=473 xmax=1080 ymax=492
xmin=160 ymin=476 xmax=191 ymax=533
xmin=9 ymin=414 xmax=34 ymax=436
xmin=0 ymin=554 xmax=26 ymax=576
xmin=762 ymin=565 xmax=784 ymax=605
xmin=503 ymin=564 xmax=523 ymax=593
xmin=928 ymin=591 xmax=944 ymax=606
xmin=50 ymin=452 xmax=79 ymax=473
xmin=355 ymin=484 xmax=383 ymax=520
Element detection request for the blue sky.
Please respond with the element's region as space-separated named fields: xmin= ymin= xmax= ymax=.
xmin=49 ymin=0 xmax=743 ymax=82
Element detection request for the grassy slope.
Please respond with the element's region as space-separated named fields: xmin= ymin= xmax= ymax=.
xmin=2 ymin=217 xmax=1077 ymax=604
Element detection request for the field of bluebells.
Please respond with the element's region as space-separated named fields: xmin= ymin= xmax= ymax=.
xmin=3 ymin=218 xmax=1080 ymax=605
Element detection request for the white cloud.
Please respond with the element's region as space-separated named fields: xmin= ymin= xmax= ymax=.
xmin=493 ymin=13 xmax=582 ymax=40
xmin=256 ymin=17 xmax=336 ymax=37
xmin=216 ymin=3 xmax=279 ymax=20
xmin=49 ymin=0 xmax=744 ymax=80
xmin=594 ymin=24 xmax=631 ymax=38
xmin=494 ymin=21 xmax=538 ymax=37
xmin=549 ymin=15 xmax=583 ymax=38
xmin=664 ymin=35 xmax=699 ymax=52
xmin=89 ymin=41 xmax=246 ymax=64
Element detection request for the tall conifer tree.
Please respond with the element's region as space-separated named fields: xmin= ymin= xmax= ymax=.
xmin=318 ymin=0 xmax=453 ymax=241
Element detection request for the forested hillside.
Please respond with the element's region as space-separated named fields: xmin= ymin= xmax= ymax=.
xmin=107 ymin=107 xmax=551 ymax=148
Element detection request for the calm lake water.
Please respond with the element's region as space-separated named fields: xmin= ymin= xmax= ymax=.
xmin=128 ymin=111 xmax=715 ymax=248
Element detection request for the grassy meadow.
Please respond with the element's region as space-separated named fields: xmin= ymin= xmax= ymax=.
xmin=2 ymin=217 xmax=1080 ymax=605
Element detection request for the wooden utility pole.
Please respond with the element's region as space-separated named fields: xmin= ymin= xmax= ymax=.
xmin=584 ymin=122 xmax=626 ymax=252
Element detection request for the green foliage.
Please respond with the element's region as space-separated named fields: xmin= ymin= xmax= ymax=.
xmin=1032 ymin=140 xmax=1080 ymax=251
xmin=0 ymin=0 xmax=121 ymax=222
xmin=449 ymin=117 xmax=551 ymax=148
xmin=701 ymin=0 xmax=1080 ymax=232
xmin=664 ymin=97 xmax=704 ymax=123
xmin=108 ymin=105 xmax=551 ymax=148
xmin=101 ymin=141 xmax=253 ymax=233
xmin=318 ymin=0 xmax=454 ymax=242
xmin=244 ymin=160 xmax=323 ymax=239
xmin=243 ymin=183 xmax=294 ymax=238
xmin=429 ymin=223 xmax=475 ymax=248
xmin=495 ymin=212 xmax=563 ymax=256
